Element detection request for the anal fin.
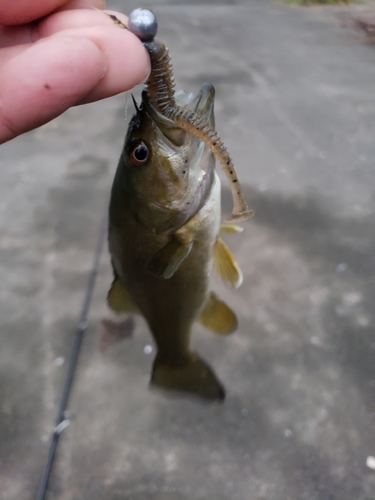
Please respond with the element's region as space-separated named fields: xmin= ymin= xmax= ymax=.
xmin=147 ymin=238 xmax=193 ymax=279
xmin=107 ymin=278 xmax=136 ymax=313
xmin=199 ymin=291 xmax=238 ymax=335
xmin=213 ymin=237 xmax=243 ymax=288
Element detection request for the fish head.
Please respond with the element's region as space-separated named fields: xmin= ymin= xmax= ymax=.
xmin=117 ymin=83 xmax=216 ymax=233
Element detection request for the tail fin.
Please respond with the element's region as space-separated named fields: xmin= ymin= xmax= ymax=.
xmin=150 ymin=351 xmax=225 ymax=401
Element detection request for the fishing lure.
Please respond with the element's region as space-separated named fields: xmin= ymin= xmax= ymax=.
xmin=116 ymin=8 xmax=253 ymax=223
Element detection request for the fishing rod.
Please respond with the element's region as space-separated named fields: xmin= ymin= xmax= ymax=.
xmin=36 ymin=213 xmax=107 ymax=500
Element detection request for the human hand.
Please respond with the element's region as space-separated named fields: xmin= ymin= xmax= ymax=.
xmin=0 ymin=0 xmax=150 ymax=144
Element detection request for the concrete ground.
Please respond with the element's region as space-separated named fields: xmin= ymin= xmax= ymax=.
xmin=1 ymin=1 xmax=375 ymax=499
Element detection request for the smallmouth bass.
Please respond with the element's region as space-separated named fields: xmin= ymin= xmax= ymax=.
xmin=107 ymin=9 xmax=252 ymax=401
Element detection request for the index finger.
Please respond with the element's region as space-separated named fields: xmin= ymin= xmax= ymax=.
xmin=0 ymin=0 xmax=104 ymax=26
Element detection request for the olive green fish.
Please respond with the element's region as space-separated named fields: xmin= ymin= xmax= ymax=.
xmin=106 ymin=9 xmax=252 ymax=401
xmin=107 ymin=84 xmax=245 ymax=401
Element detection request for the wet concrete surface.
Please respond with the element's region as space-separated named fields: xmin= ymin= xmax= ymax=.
xmin=1 ymin=1 xmax=375 ymax=499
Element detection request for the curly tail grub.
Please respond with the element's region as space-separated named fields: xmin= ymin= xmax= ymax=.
xmin=143 ymin=41 xmax=177 ymax=115
xmin=171 ymin=108 xmax=253 ymax=221
xmin=143 ymin=40 xmax=253 ymax=222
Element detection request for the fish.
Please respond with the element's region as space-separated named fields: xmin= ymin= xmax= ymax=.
xmin=106 ymin=10 xmax=252 ymax=401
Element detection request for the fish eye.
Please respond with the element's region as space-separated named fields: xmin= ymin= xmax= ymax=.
xmin=129 ymin=140 xmax=149 ymax=166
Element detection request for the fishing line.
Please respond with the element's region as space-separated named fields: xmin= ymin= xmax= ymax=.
xmin=36 ymin=212 xmax=108 ymax=500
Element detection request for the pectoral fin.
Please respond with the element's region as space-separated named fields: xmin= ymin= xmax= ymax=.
xmin=213 ymin=237 xmax=243 ymax=288
xmin=199 ymin=291 xmax=238 ymax=335
xmin=107 ymin=278 xmax=136 ymax=313
xmin=147 ymin=238 xmax=193 ymax=279
xmin=220 ymin=223 xmax=244 ymax=234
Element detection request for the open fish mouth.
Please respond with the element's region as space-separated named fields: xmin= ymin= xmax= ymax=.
xmin=144 ymin=93 xmax=215 ymax=217
xmin=149 ymin=163 xmax=214 ymax=220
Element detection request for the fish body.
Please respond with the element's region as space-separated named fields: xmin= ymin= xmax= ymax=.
xmin=108 ymin=84 xmax=241 ymax=401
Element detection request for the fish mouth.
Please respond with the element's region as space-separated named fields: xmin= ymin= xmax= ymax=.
xmin=141 ymin=89 xmax=215 ymax=232
xmin=150 ymin=163 xmax=213 ymax=213
xmin=148 ymin=163 xmax=214 ymax=233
